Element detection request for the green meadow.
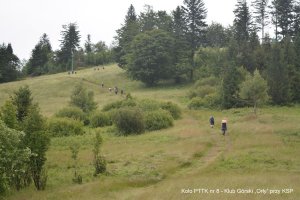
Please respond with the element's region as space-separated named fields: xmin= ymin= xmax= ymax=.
xmin=0 ymin=64 xmax=299 ymax=200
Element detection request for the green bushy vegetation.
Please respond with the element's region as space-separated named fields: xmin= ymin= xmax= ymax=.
xmin=0 ymin=120 xmax=31 ymax=194
xmin=102 ymin=98 xmax=136 ymax=112
xmin=188 ymin=76 xmax=221 ymax=109
xmin=55 ymin=107 xmax=87 ymax=122
xmin=70 ymin=83 xmax=97 ymax=113
xmin=144 ymin=110 xmax=173 ymax=131
xmin=138 ymin=99 xmax=161 ymax=111
xmin=114 ymin=107 xmax=145 ymax=135
xmin=90 ymin=111 xmax=112 ymax=128
xmin=101 ymin=97 xmax=182 ymax=135
xmin=47 ymin=118 xmax=84 ymax=137
xmin=160 ymin=101 xmax=182 ymax=119
xmin=93 ymin=131 xmax=106 ymax=176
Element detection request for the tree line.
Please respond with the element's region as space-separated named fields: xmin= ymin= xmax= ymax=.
xmin=1 ymin=0 xmax=300 ymax=106
xmin=0 ymin=23 xmax=113 ymax=82
xmin=114 ymin=0 xmax=300 ymax=107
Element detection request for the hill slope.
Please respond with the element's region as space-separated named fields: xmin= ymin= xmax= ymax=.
xmin=1 ymin=64 xmax=299 ymax=200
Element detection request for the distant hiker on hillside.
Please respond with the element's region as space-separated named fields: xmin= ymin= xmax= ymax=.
xmin=101 ymin=82 xmax=104 ymax=88
xmin=109 ymin=87 xmax=112 ymax=92
xmin=221 ymin=119 xmax=227 ymax=135
xmin=209 ymin=116 xmax=214 ymax=128
xmin=114 ymin=86 xmax=118 ymax=95
xmin=121 ymin=89 xmax=124 ymax=96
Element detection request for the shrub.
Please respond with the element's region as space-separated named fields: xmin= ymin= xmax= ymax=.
xmin=144 ymin=110 xmax=173 ymax=131
xmin=114 ymin=107 xmax=145 ymax=135
xmin=70 ymin=84 xmax=97 ymax=113
xmin=102 ymin=99 xmax=136 ymax=112
xmin=188 ymin=85 xmax=216 ymax=99
xmin=102 ymin=100 xmax=122 ymax=111
xmin=93 ymin=131 xmax=106 ymax=176
xmin=56 ymin=107 xmax=87 ymax=122
xmin=90 ymin=111 xmax=112 ymax=128
xmin=188 ymin=97 xmax=207 ymax=109
xmin=47 ymin=118 xmax=84 ymax=137
xmin=0 ymin=100 xmax=18 ymax=129
xmin=94 ymin=156 xmax=106 ymax=176
xmin=188 ymin=93 xmax=220 ymax=109
xmin=188 ymin=76 xmax=219 ymax=99
xmin=194 ymin=76 xmax=219 ymax=87
xmin=160 ymin=101 xmax=181 ymax=119
xmin=138 ymin=99 xmax=161 ymax=111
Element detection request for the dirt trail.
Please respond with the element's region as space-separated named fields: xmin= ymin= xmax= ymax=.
xmin=180 ymin=113 xmax=232 ymax=174
xmin=116 ymin=112 xmax=233 ymax=200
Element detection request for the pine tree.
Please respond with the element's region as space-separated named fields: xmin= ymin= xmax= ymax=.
xmin=84 ymin=34 xmax=92 ymax=53
xmin=0 ymin=43 xmax=19 ymax=83
xmin=139 ymin=5 xmax=157 ymax=32
xmin=172 ymin=6 xmax=190 ymax=82
xmin=182 ymin=0 xmax=207 ymax=80
xmin=294 ymin=2 xmax=300 ymax=35
xmin=267 ymin=44 xmax=291 ymax=104
xmin=205 ymin=22 xmax=227 ymax=47
xmin=26 ymin=34 xmax=52 ymax=76
xmin=156 ymin=11 xmax=173 ymax=32
xmin=270 ymin=0 xmax=294 ymax=39
xmin=252 ymin=0 xmax=269 ymax=41
xmin=292 ymin=33 xmax=300 ymax=102
xmin=233 ymin=0 xmax=252 ymax=44
xmin=58 ymin=23 xmax=81 ymax=70
xmin=221 ymin=64 xmax=242 ymax=109
xmin=114 ymin=4 xmax=140 ymax=68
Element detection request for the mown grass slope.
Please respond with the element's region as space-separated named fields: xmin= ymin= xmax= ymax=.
xmin=1 ymin=64 xmax=299 ymax=200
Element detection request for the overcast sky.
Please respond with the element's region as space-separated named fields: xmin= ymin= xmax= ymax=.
xmin=0 ymin=0 xmax=241 ymax=60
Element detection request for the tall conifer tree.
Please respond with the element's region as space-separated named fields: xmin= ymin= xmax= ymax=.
xmin=182 ymin=0 xmax=207 ymax=80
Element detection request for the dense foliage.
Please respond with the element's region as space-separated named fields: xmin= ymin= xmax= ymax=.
xmin=70 ymin=83 xmax=97 ymax=113
xmin=0 ymin=86 xmax=49 ymax=193
xmin=114 ymin=107 xmax=145 ymax=135
xmin=47 ymin=118 xmax=84 ymax=137
xmin=0 ymin=43 xmax=20 ymax=83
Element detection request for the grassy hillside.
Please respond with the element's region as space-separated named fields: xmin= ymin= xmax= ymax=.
xmin=1 ymin=64 xmax=299 ymax=200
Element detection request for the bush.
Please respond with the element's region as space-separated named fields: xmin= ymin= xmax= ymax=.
xmin=188 ymin=93 xmax=221 ymax=109
xmin=188 ymin=85 xmax=216 ymax=99
xmin=56 ymin=107 xmax=87 ymax=122
xmin=102 ymin=100 xmax=122 ymax=111
xmin=160 ymin=101 xmax=181 ymax=119
xmin=90 ymin=111 xmax=112 ymax=128
xmin=138 ymin=99 xmax=161 ymax=111
xmin=188 ymin=76 xmax=219 ymax=99
xmin=94 ymin=156 xmax=106 ymax=176
xmin=70 ymin=84 xmax=97 ymax=113
xmin=194 ymin=76 xmax=219 ymax=87
xmin=188 ymin=97 xmax=206 ymax=109
xmin=93 ymin=131 xmax=106 ymax=176
xmin=102 ymin=99 xmax=136 ymax=111
xmin=114 ymin=107 xmax=144 ymax=135
xmin=47 ymin=118 xmax=84 ymax=137
xmin=144 ymin=110 xmax=173 ymax=131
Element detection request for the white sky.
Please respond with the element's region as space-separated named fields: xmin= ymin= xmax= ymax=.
xmin=0 ymin=0 xmax=242 ymax=60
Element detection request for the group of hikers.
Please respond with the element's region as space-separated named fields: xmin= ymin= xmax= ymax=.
xmin=209 ymin=116 xmax=227 ymax=136
xmin=101 ymin=82 xmax=124 ymax=96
